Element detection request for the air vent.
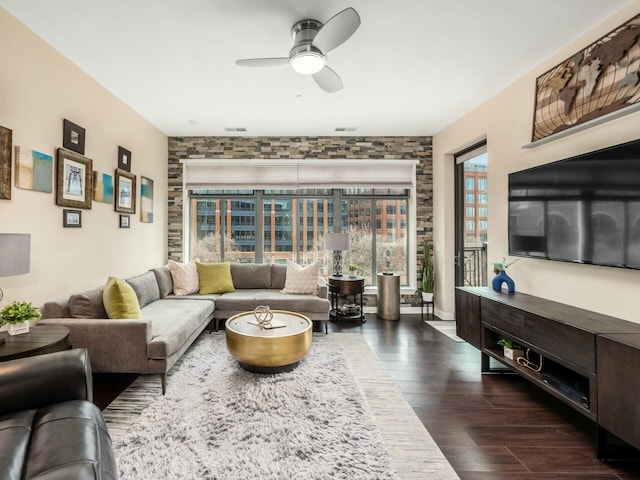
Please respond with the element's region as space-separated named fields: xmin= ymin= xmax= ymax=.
xmin=224 ymin=127 xmax=247 ymax=132
xmin=334 ymin=127 xmax=358 ymax=132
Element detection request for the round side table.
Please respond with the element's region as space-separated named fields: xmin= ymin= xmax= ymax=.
xmin=0 ymin=325 xmax=71 ymax=362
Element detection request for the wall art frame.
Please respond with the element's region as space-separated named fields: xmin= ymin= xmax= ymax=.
xmin=532 ymin=13 xmax=640 ymax=143
xmin=118 ymin=146 xmax=132 ymax=172
xmin=15 ymin=146 xmax=53 ymax=193
xmin=119 ymin=214 xmax=130 ymax=228
xmin=56 ymin=148 xmax=93 ymax=209
xmin=63 ymin=209 xmax=82 ymax=227
xmin=140 ymin=176 xmax=154 ymax=223
xmin=62 ymin=119 xmax=86 ymax=154
xmin=114 ymin=168 xmax=136 ymax=214
xmin=0 ymin=125 xmax=11 ymax=200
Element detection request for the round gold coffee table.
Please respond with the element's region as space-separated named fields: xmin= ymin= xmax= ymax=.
xmin=225 ymin=310 xmax=312 ymax=373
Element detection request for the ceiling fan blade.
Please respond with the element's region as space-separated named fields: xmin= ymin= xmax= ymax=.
xmin=312 ymin=7 xmax=361 ymax=53
xmin=312 ymin=66 xmax=343 ymax=93
xmin=235 ymin=58 xmax=290 ymax=67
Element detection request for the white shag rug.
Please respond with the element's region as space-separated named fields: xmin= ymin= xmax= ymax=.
xmin=112 ymin=333 xmax=399 ymax=480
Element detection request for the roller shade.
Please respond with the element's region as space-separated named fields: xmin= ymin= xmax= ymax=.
xmin=181 ymin=159 xmax=417 ymax=189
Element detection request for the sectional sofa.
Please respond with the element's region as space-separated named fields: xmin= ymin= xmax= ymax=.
xmin=40 ymin=262 xmax=330 ymax=393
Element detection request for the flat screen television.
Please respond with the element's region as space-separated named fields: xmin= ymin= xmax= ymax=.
xmin=508 ymin=138 xmax=640 ymax=269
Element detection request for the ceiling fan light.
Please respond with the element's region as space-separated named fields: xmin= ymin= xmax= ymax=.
xmin=290 ymin=51 xmax=326 ymax=75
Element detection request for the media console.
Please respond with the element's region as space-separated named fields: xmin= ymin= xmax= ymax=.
xmin=455 ymin=287 xmax=640 ymax=459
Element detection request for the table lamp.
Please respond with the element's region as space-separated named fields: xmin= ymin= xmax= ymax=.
xmin=325 ymin=232 xmax=350 ymax=277
xmin=0 ymin=233 xmax=31 ymax=302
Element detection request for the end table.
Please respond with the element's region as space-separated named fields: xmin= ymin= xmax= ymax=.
xmin=328 ymin=275 xmax=366 ymax=323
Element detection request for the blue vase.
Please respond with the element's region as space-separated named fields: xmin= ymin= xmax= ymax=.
xmin=492 ymin=269 xmax=515 ymax=293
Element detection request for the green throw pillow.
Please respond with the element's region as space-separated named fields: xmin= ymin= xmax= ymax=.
xmin=196 ymin=262 xmax=235 ymax=294
xmin=103 ymin=276 xmax=142 ymax=319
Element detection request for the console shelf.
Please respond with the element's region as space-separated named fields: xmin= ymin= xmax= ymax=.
xmin=455 ymin=286 xmax=640 ymax=459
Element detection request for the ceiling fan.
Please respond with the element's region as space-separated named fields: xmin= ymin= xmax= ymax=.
xmin=235 ymin=7 xmax=361 ymax=93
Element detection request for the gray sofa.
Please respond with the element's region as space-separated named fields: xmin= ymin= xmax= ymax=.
xmin=40 ymin=263 xmax=330 ymax=393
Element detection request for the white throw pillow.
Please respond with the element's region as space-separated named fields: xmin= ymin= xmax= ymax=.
xmin=282 ymin=260 xmax=319 ymax=295
xmin=167 ymin=259 xmax=199 ymax=296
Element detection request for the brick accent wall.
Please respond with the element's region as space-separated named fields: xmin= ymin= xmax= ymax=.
xmin=167 ymin=136 xmax=432 ymax=289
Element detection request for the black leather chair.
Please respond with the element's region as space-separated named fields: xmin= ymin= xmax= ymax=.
xmin=0 ymin=348 xmax=118 ymax=479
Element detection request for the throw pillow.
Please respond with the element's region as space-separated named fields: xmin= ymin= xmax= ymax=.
xmin=69 ymin=287 xmax=107 ymax=319
xmin=167 ymin=259 xmax=200 ymax=296
xmin=196 ymin=262 xmax=235 ymax=294
xmin=281 ymin=260 xmax=319 ymax=295
xmin=103 ymin=276 xmax=142 ymax=319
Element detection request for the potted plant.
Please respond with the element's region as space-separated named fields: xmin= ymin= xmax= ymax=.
xmin=0 ymin=300 xmax=40 ymax=336
xmin=347 ymin=263 xmax=358 ymax=277
xmin=497 ymin=337 xmax=524 ymax=360
xmin=421 ymin=242 xmax=434 ymax=302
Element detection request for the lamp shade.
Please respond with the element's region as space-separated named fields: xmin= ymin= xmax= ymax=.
xmin=325 ymin=232 xmax=350 ymax=251
xmin=0 ymin=233 xmax=31 ymax=276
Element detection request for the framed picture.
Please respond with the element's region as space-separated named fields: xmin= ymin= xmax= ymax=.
xmin=55 ymin=148 xmax=93 ymax=209
xmin=119 ymin=214 xmax=130 ymax=228
xmin=62 ymin=119 xmax=86 ymax=154
xmin=15 ymin=146 xmax=53 ymax=193
xmin=93 ymin=171 xmax=114 ymax=204
xmin=114 ymin=168 xmax=136 ymax=213
xmin=140 ymin=176 xmax=154 ymax=223
xmin=0 ymin=125 xmax=11 ymax=200
xmin=118 ymin=146 xmax=132 ymax=172
xmin=63 ymin=209 xmax=82 ymax=227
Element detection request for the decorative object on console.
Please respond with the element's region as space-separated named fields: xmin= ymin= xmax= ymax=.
xmin=325 ymin=232 xmax=350 ymax=276
xmin=118 ymin=146 xmax=132 ymax=172
xmin=491 ymin=257 xmax=518 ymax=293
xmin=0 ymin=233 xmax=31 ymax=304
xmin=0 ymin=300 xmax=40 ymax=336
xmin=498 ymin=337 xmax=524 ymax=361
xmin=55 ymin=148 xmax=93 ymax=209
xmin=532 ymin=13 xmax=640 ymax=143
xmin=62 ymin=119 xmax=85 ymax=154
xmin=114 ymin=168 xmax=136 ymax=213
xmin=140 ymin=176 xmax=154 ymax=223
xmin=15 ymin=147 xmax=53 ymax=193
xmin=63 ymin=209 xmax=81 ymax=227
xmin=93 ymin=171 xmax=114 ymax=203
xmin=0 ymin=125 xmax=12 ymax=200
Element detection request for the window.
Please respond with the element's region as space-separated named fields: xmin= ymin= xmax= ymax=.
xmin=478 ymin=178 xmax=487 ymax=190
xmin=466 ymin=207 xmax=475 ymax=217
xmin=465 ymin=193 xmax=475 ymax=204
xmin=466 ymin=220 xmax=475 ymax=230
xmin=479 ymin=207 xmax=488 ymax=217
xmin=479 ymin=193 xmax=488 ymax=204
xmin=465 ymin=177 xmax=475 ymax=190
xmin=189 ymin=188 xmax=410 ymax=286
xmin=479 ymin=220 xmax=488 ymax=230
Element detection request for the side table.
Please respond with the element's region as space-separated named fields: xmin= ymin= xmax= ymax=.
xmin=0 ymin=325 xmax=71 ymax=362
xmin=328 ymin=275 xmax=366 ymax=323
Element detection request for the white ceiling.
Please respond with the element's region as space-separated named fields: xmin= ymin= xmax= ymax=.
xmin=0 ymin=0 xmax=633 ymax=137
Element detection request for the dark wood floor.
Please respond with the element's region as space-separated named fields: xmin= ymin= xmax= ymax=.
xmin=94 ymin=313 xmax=640 ymax=479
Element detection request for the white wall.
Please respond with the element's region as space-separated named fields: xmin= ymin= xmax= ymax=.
xmin=434 ymin=1 xmax=640 ymax=323
xmin=0 ymin=8 xmax=168 ymax=307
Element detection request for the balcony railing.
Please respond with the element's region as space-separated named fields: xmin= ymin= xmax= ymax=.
xmin=464 ymin=245 xmax=488 ymax=287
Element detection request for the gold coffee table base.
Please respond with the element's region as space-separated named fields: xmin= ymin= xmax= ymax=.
xmin=225 ymin=310 xmax=312 ymax=373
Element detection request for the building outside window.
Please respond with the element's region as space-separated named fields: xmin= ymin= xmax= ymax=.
xmin=189 ymin=188 xmax=410 ymax=286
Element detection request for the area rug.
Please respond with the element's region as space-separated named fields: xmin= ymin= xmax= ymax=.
xmin=109 ymin=334 xmax=396 ymax=479
xmin=103 ymin=333 xmax=459 ymax=480
xmin=425 ymin=320 xmax=465 ymax=342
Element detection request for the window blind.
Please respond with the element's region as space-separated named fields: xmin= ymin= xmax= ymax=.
xmin=181 ymin=159 xmax=417 ymax=189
